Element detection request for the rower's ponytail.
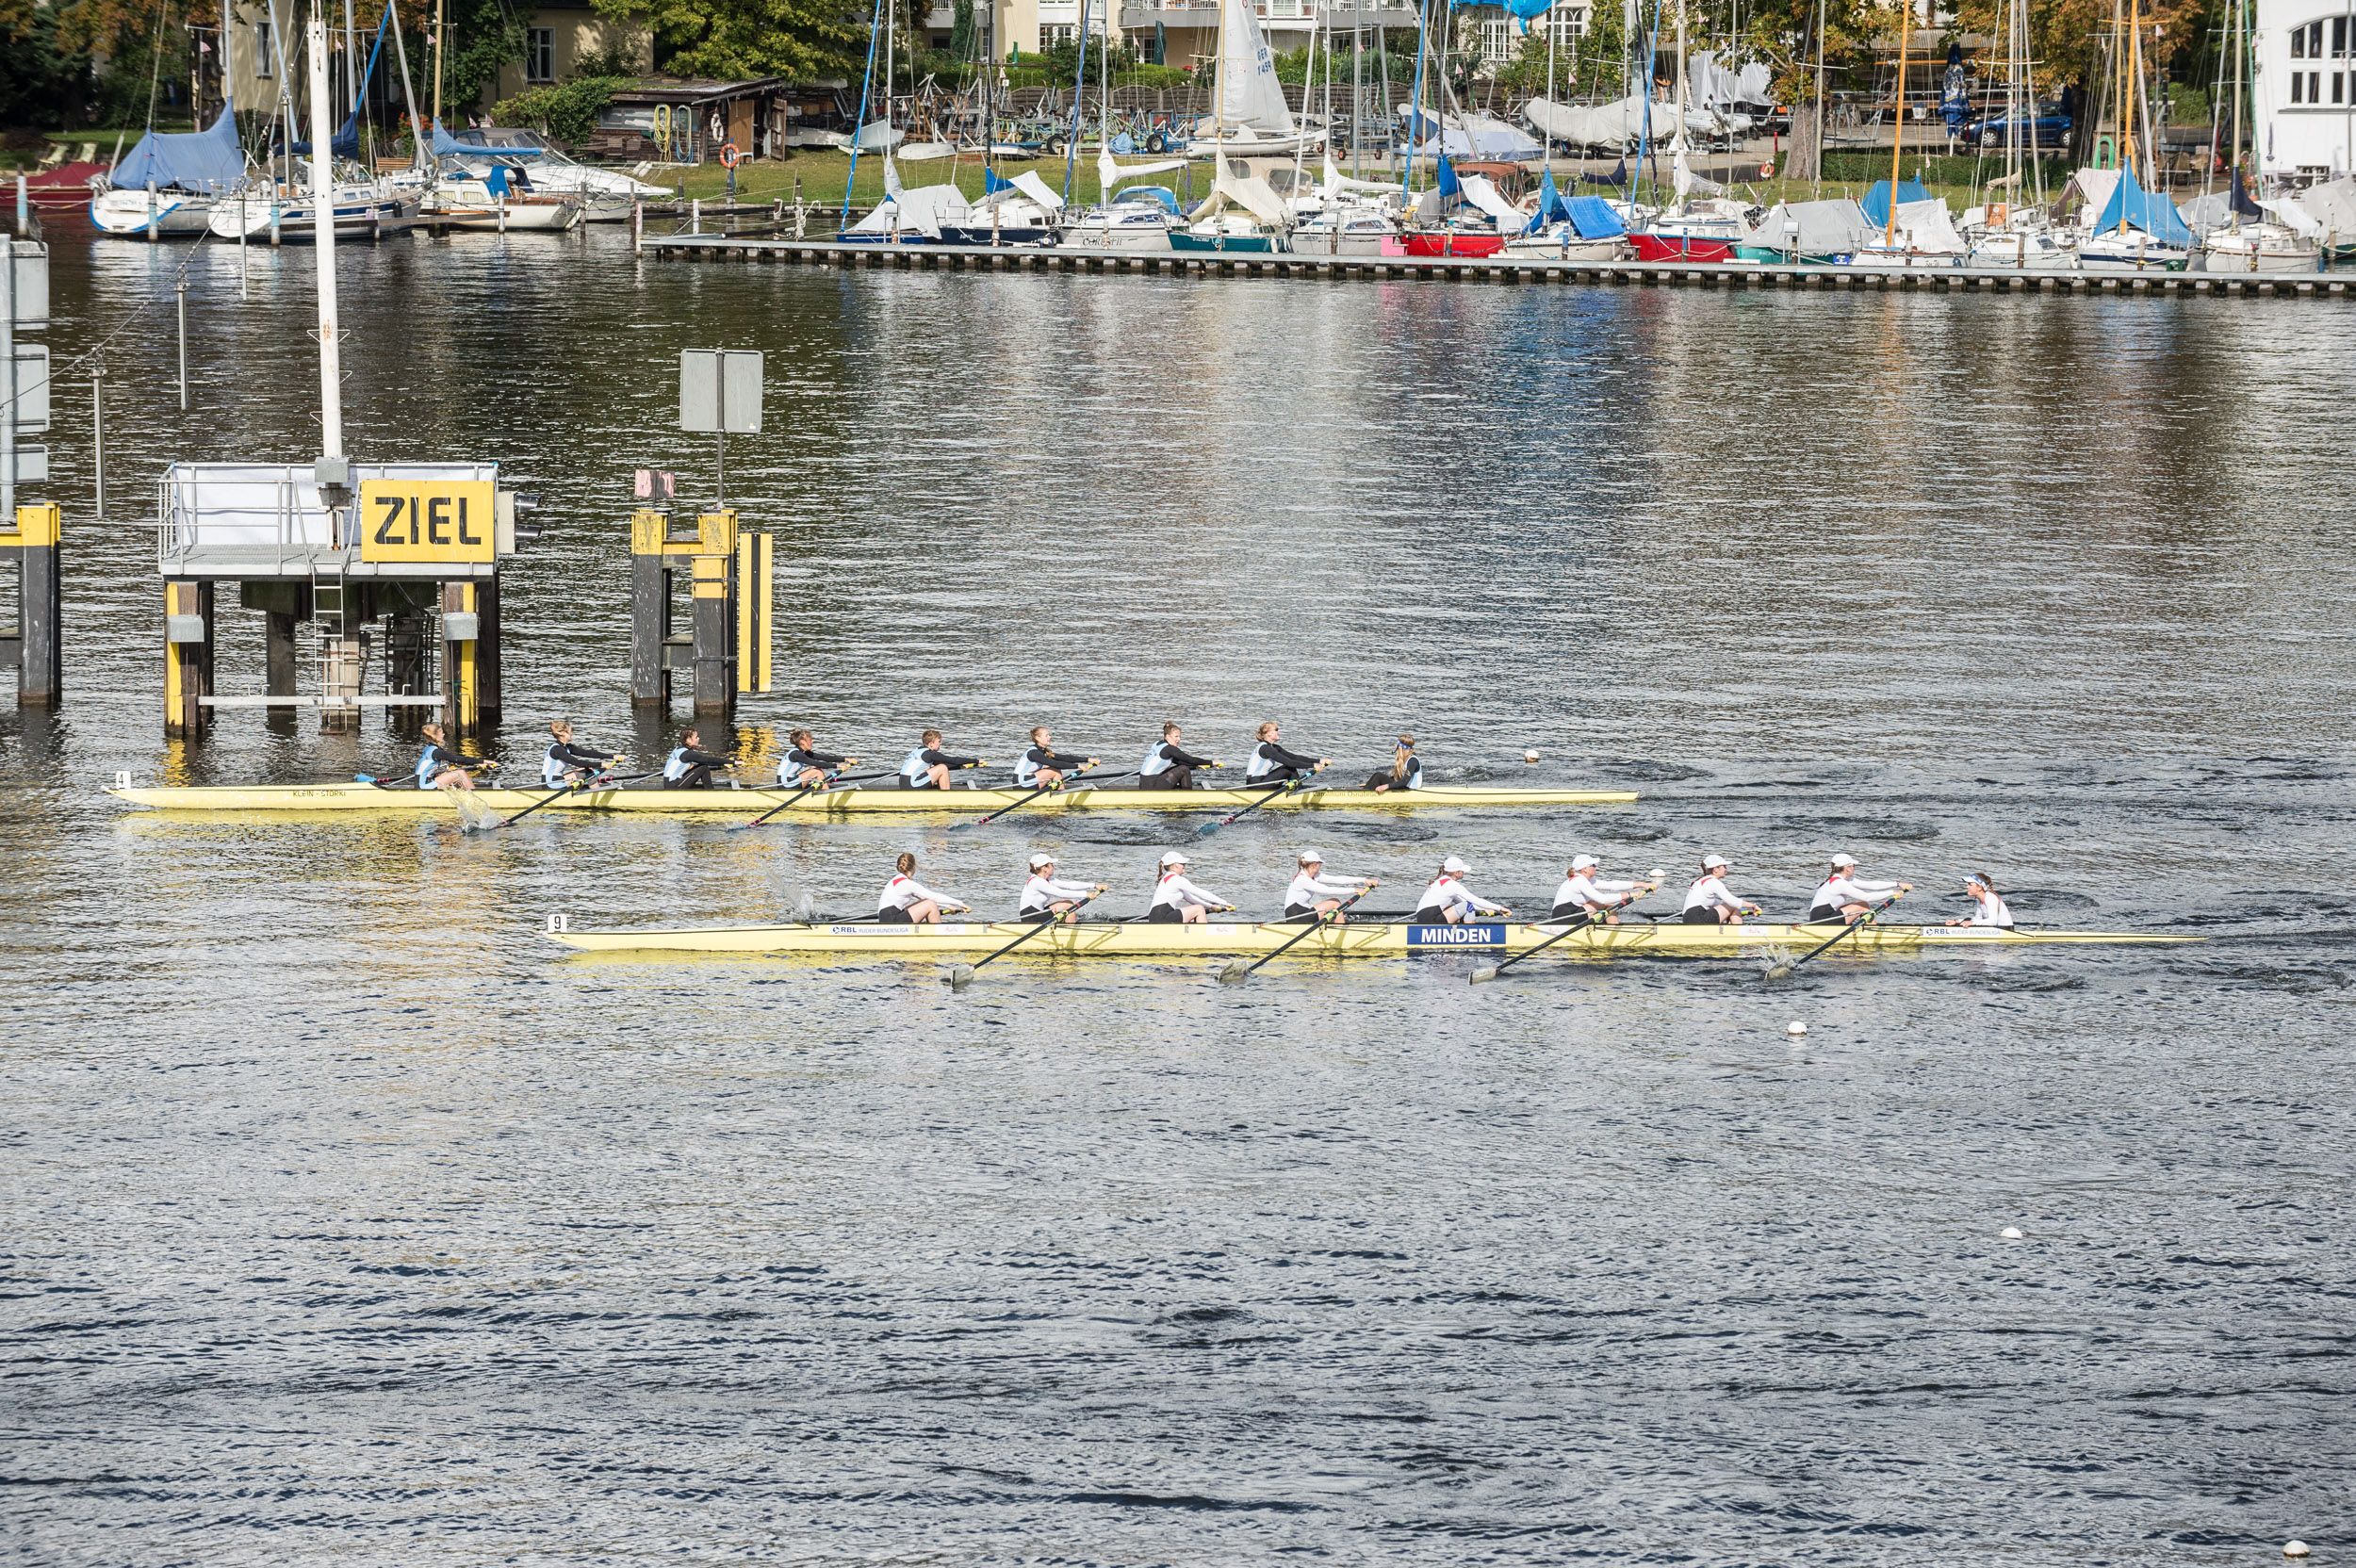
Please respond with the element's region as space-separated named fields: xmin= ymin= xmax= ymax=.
xmin=895 ymin=852 xmax=916 ymax=876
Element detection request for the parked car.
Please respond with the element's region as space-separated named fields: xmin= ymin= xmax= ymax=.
xmin=1961 ymin=104 xmax=2072 ymax=150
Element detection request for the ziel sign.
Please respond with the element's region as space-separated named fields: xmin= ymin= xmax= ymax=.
xmin=359 ymin=479 xmax=497 ymax=564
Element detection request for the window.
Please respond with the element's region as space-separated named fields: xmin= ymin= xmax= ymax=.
xmin=254 ymin=18 xmax=271 ymax=74
xmin=2292 ymin=24 xmax=2305 ymax=57
xmin=2292 ymin=70 xmax=2303 ymax=100
xmin=526 ymin=26 xmax=554 ymax=82
xmin=2311 ymin=20 xmax=2327 ymax=56
xmin=2337 ymin=70 xmax=2347 ymax=102
xmin=1477 ymin=17 xmax=1516 ymax=63
xmin=2336 ymin=15 xmax=2348 ymax=55
xmin=2314 ymin=69 xmax=2324 ymax=100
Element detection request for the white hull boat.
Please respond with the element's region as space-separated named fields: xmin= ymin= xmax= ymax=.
xmin=206 ymin=187 xmax=412 ymax=240
xmin=90 ymin=187 xmax=216 ymax=237
xmin=419 ymin=187 xmax=582 ymax=231
xmin=1504 ymin=223 xmax=1625 ymax=262
xmin=2077 ymin=230 xmax=2192 ymax=270
xmin=1966 ymin=229 xmax=2074 ymax=270
xmin=2196 ymin=225 xmax=2321 ymax=273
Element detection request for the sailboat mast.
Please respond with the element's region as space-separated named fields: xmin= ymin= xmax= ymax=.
xmin=2230 ymin=0 xmax=2244 ymax=220
xmin=1884 ymin=0 xmax=1908 ymax=245
xmin=309 ymin=10 xmax=344 ymax=463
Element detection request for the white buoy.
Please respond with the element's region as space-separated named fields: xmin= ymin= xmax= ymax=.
xmin=1523 ymin=749 xmax=1540 ymax=762
xmin=2001 ymin=1227 xmax=2023 ymax=1240
xmin=2284 ymin=1544 xmax=2310 ymax=1560
xmin=1787 ymin=1021 xmax=1807 ymax=1037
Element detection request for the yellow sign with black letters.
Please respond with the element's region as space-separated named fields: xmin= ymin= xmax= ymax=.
xmin=358 ymin=480 xmax=497 ymax=564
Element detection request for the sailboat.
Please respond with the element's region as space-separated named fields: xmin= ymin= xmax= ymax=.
xmin=92 ymin=0 xmax=244 ymax=242
xmin=1190 ymin=0 xmax=1320 ymax=158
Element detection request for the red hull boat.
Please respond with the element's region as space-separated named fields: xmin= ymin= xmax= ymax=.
xmin=1402 ymin=231 xmax=1506 ymax=258
xmin=1627 ymin=232 xmax=1738 ymax=263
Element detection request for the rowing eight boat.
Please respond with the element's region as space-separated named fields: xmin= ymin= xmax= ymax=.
xmin=546 ymin=918 xmax=2198 ymax=956
xmin=107 ymin=782 xmax=1639 ymax=815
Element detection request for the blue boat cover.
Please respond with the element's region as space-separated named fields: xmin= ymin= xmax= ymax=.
xmin=1581 ymin=157 xmax=1628 ymax=188
xmin=2093 ymin=164 xmax=2192 ymax=245
xmin=1529 ymin=168 xmax=1571 ymax=230
xmin=1861 ymin=178 xmax=1930 ymax=228
xmin=113 ymin=109 xmax=243 ymax=194
xmin=1565 ymin=193 xmax=1627 ymax=238
xmin=1436 ymin=153 xmax=1460 ymax=198
xmin=984 ymin=168 xmax=1013 ymax=194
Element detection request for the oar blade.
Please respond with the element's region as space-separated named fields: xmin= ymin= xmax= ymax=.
xmin=1217 ymin=958 xmax=1252 ymax=984
xmin=947 ymin=820 xmax=979 ymax=832
xmin=946 ymin=963 xmax=977 ymax=990
xmin=1468 ymin=964 xmax=1501 ymax=985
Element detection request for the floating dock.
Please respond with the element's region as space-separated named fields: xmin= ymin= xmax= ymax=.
xmin=646 ymin=234 xmax=2353 ymax=299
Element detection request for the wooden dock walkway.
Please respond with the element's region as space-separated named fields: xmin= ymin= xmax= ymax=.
xmin=644 ymin=234 xmax=2354 ymax=300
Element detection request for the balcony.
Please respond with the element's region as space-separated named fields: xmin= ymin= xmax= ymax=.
xmin=1118 ymin=0 xmax=1416 ymax=24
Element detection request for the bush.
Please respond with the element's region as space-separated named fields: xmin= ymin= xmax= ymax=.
xmin=490 ymin=75 xmax=630 ymax=144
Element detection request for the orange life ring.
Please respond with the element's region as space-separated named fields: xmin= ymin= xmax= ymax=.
xmin=719 ymin=141 xmax=745 ymax=168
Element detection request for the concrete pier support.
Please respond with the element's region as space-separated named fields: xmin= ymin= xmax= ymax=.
xmin=163 ymin=580 xmax=214 ymax=738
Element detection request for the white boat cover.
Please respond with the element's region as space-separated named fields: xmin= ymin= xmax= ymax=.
xmin=1742 ymin=198 xmax=1875 ymax=254
xmin=1522 ymin=93 xmax=1713 ymax=149
xmin=2177 ymin=189 xmax=2234 ymax=234
xmin=1189 ymin=171 xmax=1288 ymax=225
xmin=1215 ymin=0 xmax=1295 ymax=135
xmin=2260 ymin=196 xmax=2323 ymax=238
xmin=2057 ymin=167 xmax=2121 ymax=228
xmin=853 ymin=121 xmax=904 ymax=152
xmin=1457 ymin=173 xmax=1528 ymax=232
xmin=1686 ymin=51 xmax=1773 ymax=109
xmin=2295 ymin=175 xmax=2356 ymax=239
xmin=1098 ymin=150 xmax=1189 ymax=193
xmin=846 ymin=184 xmax=971 ymax=237
xmin=1006 ymin=170 xmax=1066 ymax=212
xmin=1322 ymin=155 xmax=1404 ymax=199
xmin=1887 ymin=197 xmax=1968 ymax=253
xmin=1409 ymin=110 xmax=1543 ymax=161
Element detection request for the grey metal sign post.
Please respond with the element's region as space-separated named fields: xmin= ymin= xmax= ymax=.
xmin=679 ymin=350 xmax=762 ymax=509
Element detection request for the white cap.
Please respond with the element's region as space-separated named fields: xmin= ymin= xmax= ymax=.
xmin=1298 ymin=848 xmax=1323 ymax=864
xmin=1830 ymin=853 xmax=1857 ymax=869
xmin=1160 ymin=850 xmax=1189 ymax=867
xmin=1442 ymin=855 xmax=1470 ymax=874
xmin=1703 ymin=854 xmax=1730 ymax=871
xmin=1029 ymin=853 xmax=1055 ymax=870
xmin=1570 ymin=854 xmax=1598 ymax=872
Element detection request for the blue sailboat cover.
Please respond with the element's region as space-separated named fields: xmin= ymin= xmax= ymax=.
xmin=113 ymin=109 xmax=242 ymax=194
xmin=1565 ymin=194 xmax=1627 ymax=237
xmin=2094 ymin=164 xmax=2191 ymax=244
xmin=1861 ymin=178 xmax=1930 ymax=228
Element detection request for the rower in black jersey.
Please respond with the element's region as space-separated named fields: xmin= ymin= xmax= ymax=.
xmin=778 ymin=728 xmax=858 ymax=790
xmin=414 ymin=723 xmax=487 ymax=790
xmin=898 ymin=729 xmax=986 ymax=791
xmin=1137 ymin=722 xmax=1220 ymax=791
xmin=663 ymin=729 xmax=733 ymax=790
xmin=1242 ymin=722 xmax=1330 ymax=786
xmin=541 ymin=720 xmax=616 ymax=787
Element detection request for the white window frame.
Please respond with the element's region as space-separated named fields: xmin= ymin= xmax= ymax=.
xmin=525 ymin=26 xmax=555 ymax=83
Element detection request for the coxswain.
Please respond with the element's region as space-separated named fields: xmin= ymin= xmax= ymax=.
xmin=1945 ymin=872 xmax=2015 ymax=929
xmin=899 ymin=729 xmax=985 ymax=791
xmin=876 ymin=852 xmax=970 ymax=925
xmin=1411 ymin=856 xmax=1510 ymax=925
xmin=778 ymin=728 xmax=857 ymax=790
xmin=1138 ymin=722 xmax=1219 ymax=791
xmin=415 ymin=723 xmax=485 ymax=791
xmin=663 ymin=728 xmax=732 ymax=790
xmin=1146 ymin=849 xmax=1235 ymax=924
xmin=542 ymin=720 xmax=616 ymax=787
xmin=1681 ymin=854 xmax=1759 ymax=925
xmin=1243 ymin=722 xmax=1330 ymax=785
xmin=1018 ymin=853 xmax=1105 ymax=924
xmin=1362 ymin=733 xmax=1424 ymax=793
xmin=1804 ymin=854 xmax=1912 ymax=923
xmin=1014 ymin=727 xmax=1097 ymax=790
xmin=1284 ymin=849 xmax=1377 ymax=923
xmin=1550 ymin=855 xmax=1654 ymax=923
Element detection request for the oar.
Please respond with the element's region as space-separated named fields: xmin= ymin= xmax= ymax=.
xmin=1218 ymin=886 xmax=1373 ymax=984
xmin=947 ymin=893 xmax=1096 ymax=990
xmin=728 ymin=766 xmax=895 ymax=832
xmin=949 ymin=765 xmax=1134 ymax=832
xmin=470 ymin=759 xmax=634 ymax=832
xmin=1195 ymin=772 xmax=1316 ymax=839
xmin=1761 ymin=893 xmax=1905 ymax=981
xmin=1469 ymin=894 xmax=1644 ymax=984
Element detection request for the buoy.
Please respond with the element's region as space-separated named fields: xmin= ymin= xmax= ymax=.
xmin=2284 ymin=1544 xmax=2310 ymax=1560
xmin=2001 ymin=1227 xmax=2023 ymax=1239
xmin=1523 ymin=749 xmax=1540 ymax=762
xmin=1787 ymin=1021 xmax=1807 ymax=1037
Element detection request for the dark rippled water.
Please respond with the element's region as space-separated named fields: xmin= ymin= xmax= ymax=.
xmin=5 ymin=228 xmax=2353 ymax=1563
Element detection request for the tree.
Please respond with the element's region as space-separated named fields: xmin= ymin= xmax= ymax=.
xmin=596 ymin=0 xmax=867 ymax=81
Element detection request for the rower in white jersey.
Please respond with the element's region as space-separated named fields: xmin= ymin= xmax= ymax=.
xmin=1017 ymin=853 xmax=1105 ymax=924
xmin=1549 ymin=855 xmax=1655 ymax=923
xmin=875 ymin=852 xmax=971 ymax=925
xmin=1944 ymin=872 xmax=2015 ymax=929
xmin=1804 ymin=854 xmax=1912 ymax=924
xmin=542 ymin=720 xmax=617 ymax=786
xmin=899 ymin=729 xmax=986 ymax=791
xmin=1411 ymin=856 xmax=1511 ymax=925
xmin=1242 ymin=722 xmax=1330 ymax=786
xmin=1145 ymin=850 xmax=1235 ymax=925
xmin=1284 ymin=849 xmax=1378 ymax=923
xmin=1681 ymin=854 xmax=1760 ymax=925
xmin=1013 ymin=727 xmax=1098 ymax=790
xmin=778 ymin=728 xmax=858 ymax=790
xmin=1137 ymin=722 xmax=1220 ymax=792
